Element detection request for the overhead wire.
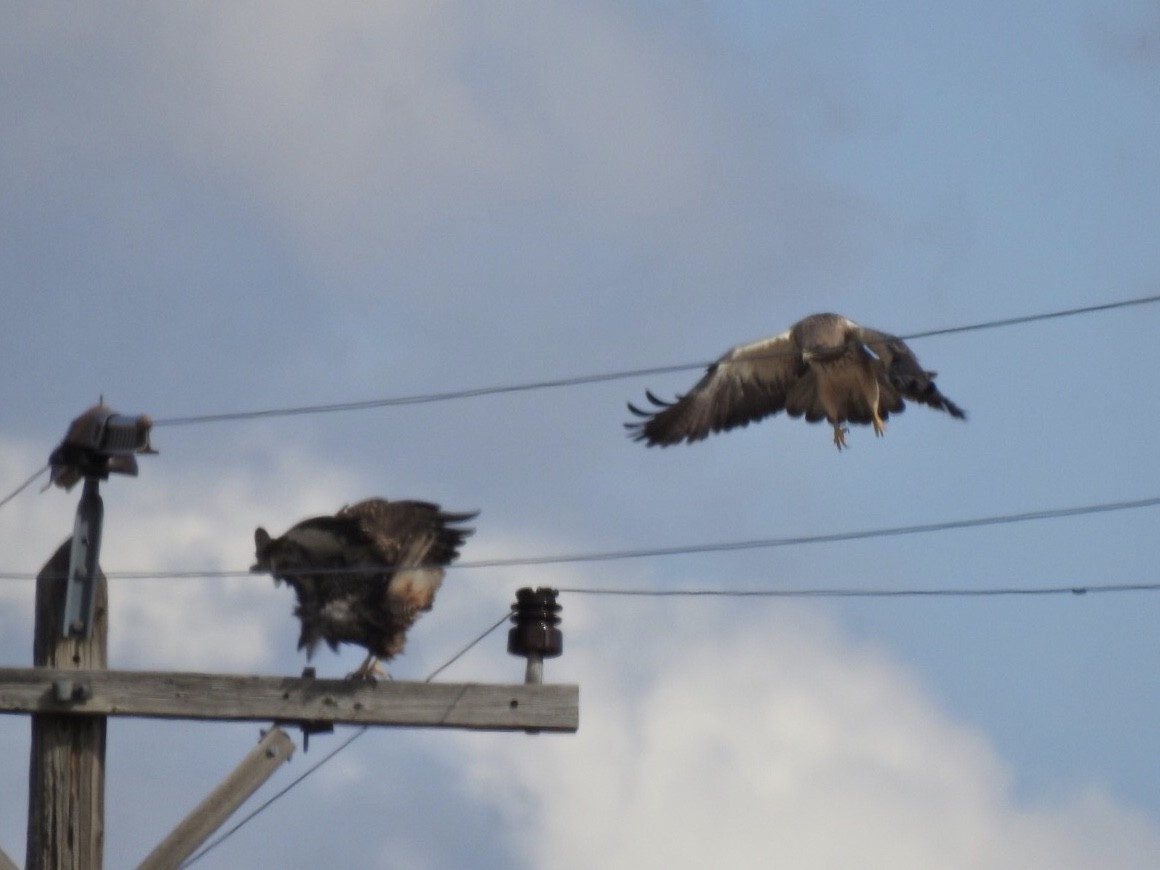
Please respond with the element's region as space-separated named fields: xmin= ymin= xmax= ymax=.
xmin=557 ymin=581 xmax=1160 ymax=599
xmin=4 ymin=293 xmax=1155 ymax=515
xmin=892 ymin=293 xmax=1160 ymax=340
xmin=451 ymin=494 xmax=1160 ymax=570
xmin=2 ymin=493 xmax=1156 ymax=582
xmin=0 ymin=464 xmax=48 ymax=510
xmin=181 ymin=609 xmax=512 ymax=868
xmin=424 ymin=611 xmax=512 ymax=682
xmin=151 ymin=293 xmax=1160 ymax=427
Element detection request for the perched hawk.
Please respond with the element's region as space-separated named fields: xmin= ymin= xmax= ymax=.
xmin=627 ymin=313 xmax=965 ymax=450
xmin=252 ymin=498 xmax=478 ymax=679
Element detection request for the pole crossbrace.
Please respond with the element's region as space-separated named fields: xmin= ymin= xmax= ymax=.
xmin=137 ymin=726 xmax=296 ymax=870
xmin=0 ymin=667 xmax=579 ymax=733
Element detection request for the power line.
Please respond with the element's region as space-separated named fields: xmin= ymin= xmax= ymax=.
xmin=0 ymin=464 xmax=48 ymax=510
xmin=151 ymin=293 xmax=1160 ymax=427
xmin=3 ymin=493 xmax=1154 ymax=582
xmin=424 ymin=611 xmax=511 ymax=682
xmin=181 ymin=610 xmax=511 ymax=868
xmin=898 ymin=294 xmax=1160 ymax=340
xmin=452 ymin=494 xmax=1160 ymax=570
xmin=557 ymin=581 xmax=1160 ymax=599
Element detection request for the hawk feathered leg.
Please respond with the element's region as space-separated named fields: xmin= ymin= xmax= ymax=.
xmin=347 ymin=652 xmax=387 ymax=682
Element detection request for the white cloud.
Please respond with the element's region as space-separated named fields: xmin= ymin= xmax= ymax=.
xmin=0 ymin=443 xmax=75 ymax=641
xmin=106 ymin=2 xmax=724 ymax=277
xmin=450 ymin=600 xmax=1160 ymax=870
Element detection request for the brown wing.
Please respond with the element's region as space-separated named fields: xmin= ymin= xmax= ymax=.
xmin=852 ymin=326 xmax=967 ymax=419
xmin=335 ymin=499 xmax=478 ymax=659
xmin=625 ymin=330 xmax=806 ymax=445
xmin=336 ymin=499 xmax=478 ymax=569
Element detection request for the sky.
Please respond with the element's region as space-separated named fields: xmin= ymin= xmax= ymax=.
xmin=3 ymin=1 xmax=1160 ymax=867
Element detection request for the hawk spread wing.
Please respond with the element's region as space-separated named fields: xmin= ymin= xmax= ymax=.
xmin=626 ymin=313 xmax=965 ymax=450
xmin=252 ymin=498 xmax=477 ymax=678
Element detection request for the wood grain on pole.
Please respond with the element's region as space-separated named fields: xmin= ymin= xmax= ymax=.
xmin=26 ymin=539 xmax=108 ymax=870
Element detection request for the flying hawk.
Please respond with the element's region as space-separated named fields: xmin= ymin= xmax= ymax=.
xmin=626 ymin=313 xmax=965 ymax=450
xmin=252 ymin=498 xmax=478 ymax=679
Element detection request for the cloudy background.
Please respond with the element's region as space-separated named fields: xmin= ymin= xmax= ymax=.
xmin=3 ymin=2 xmax=1160 ymax=867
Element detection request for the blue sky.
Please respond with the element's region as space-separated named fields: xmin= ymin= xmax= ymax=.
xmin=3 ymin=2 xmax=1160 ymax=867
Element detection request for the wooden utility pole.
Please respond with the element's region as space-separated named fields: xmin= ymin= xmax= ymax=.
xmin=26 ymin=539 xmax=108 ymax=870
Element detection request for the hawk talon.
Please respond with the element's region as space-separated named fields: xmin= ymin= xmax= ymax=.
xmin=346 ymin=654 xmax=387 ymax=682
xmin=832 ymin=424 xmax=850 ymax=451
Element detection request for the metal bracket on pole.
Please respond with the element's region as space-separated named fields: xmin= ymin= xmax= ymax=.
xmin=274 ymin=667 xmax=335 ymax=752
xmin=46 ymin=402 xmax=156 ymax=639
xmin=63 ymin=478 xmax=104 ymax=639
